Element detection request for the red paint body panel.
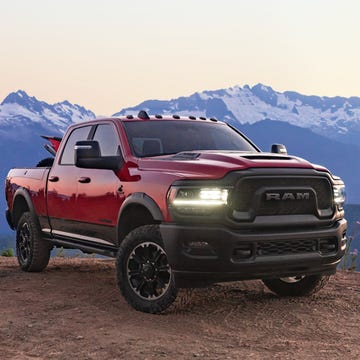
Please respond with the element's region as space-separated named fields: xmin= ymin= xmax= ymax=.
xmin=6 ymin=168 xmax=49 ymax=218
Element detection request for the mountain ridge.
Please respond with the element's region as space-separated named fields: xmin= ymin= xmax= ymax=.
xmin=114 ymin=83 xmax=360 ymax=146
xmin=0 ymin=90 xmax=95 ymax=135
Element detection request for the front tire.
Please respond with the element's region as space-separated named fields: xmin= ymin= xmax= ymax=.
xmin=16 ymin=212 xmax=51 ymax=272
xmin=262 ymin=274 xmax=330 ymax=297
xmin=116 ymin=225 xmax=178 ymax=313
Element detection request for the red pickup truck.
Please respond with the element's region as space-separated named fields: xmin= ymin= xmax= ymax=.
xmin=5 ymin=111 xmax=347 ymax=313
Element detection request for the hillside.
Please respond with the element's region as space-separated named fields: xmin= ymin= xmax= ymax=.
xmin=0 ymin=257 xmax=359 ymax=359
xmin=115 ymin=83 xmax=360 ymax=146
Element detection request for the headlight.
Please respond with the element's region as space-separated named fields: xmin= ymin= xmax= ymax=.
xmin=333 ymin=184 xmax=346 ymax=209
xmin=168 ymin=187 xmax=229 ymax=215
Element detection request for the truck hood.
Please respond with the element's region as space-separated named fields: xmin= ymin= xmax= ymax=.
xmin=136 ymin=151 xmax=329 ymax=179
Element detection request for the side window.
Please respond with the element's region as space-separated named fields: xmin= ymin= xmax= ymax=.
xmin=92 ymin=124 xmax=120 ymax=156
xmin=60 ymin=126 xmax=92 ymax=165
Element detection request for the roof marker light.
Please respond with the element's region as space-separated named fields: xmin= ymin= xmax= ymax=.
xmin=189 ymin=116 xmax=196 ymax=120
xmin=199 ymin=116 xmax=206 ymax=120
xmin=138 ymin=110 xmax=150 ymax=119
xmin=126 ymin=115 xmax=134 ymax=119
xmin=173 ymin=115 xmax=180 ymax=119
xmin=155 ymin=114 xmax=163 ymax=119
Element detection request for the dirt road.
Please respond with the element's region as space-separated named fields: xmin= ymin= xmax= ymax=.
xmin=0 ymin=257 xmax=359 ymax=359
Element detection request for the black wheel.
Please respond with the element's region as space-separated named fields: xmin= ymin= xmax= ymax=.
xmin=116 ymin=225 xmax=178 ymax=313
xmin=262 ymin=274 xmax=330 ymax=297
xmin=16 ymin=212 xmax=51 ymax=272
xmin=36 ymin=157 xmax=54 ymax=167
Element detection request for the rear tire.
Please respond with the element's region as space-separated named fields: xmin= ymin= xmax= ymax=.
xmin=116 ymin=225 xmax=178 ymax=313
xmin=16 ymin=212 xmax=51 ymax=272
xmin=262 ymin=275 xmax=330 ymax=297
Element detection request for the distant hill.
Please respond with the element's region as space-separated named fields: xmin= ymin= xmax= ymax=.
xmin=114 ymin=83 xmax=360 ymax=147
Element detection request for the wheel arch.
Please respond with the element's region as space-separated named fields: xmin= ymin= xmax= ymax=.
xmin=117 ymin=193 xmax=164 ymax=244
xmin=11 ymin=188 xmax=36 ymax=229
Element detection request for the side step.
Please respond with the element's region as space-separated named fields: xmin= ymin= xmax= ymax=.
xmin=43 ymin=235 xmax=117 ymax=258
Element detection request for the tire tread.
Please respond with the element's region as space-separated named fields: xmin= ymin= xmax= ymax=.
xmin=116 ymin=225 xmax=178 ymax=314
xmin=16 ymin=212 xmax=51 ymax=272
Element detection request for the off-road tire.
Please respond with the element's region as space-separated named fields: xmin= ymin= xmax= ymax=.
xmin=116 ymin=225 xmax=178 ymax=314
xmin=16 ymin=212 xmax=51 ymax=272
xmin=263 ymin=274 xmax=330 ymax=297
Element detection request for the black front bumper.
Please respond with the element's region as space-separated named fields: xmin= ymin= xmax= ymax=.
xmin=160 ymin=219 xmax=347 ymax=288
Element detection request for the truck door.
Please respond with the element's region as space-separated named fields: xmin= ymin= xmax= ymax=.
xmin=47 ymin=122 xmax=124 ymax=245
xmin=75 ymin=123 xmax=124 ymax=244
xmin=47 ymin=125 xmax=93 ymax=238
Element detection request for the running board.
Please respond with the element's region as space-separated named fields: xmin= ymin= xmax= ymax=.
xmin=43 ymin=235 xmax=117 ymax=257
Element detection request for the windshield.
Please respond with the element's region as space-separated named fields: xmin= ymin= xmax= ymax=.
xmin=123 ymin=120 xmax=258 ymax=157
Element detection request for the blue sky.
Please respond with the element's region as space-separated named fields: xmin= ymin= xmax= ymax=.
xmin=1 ymin=0 xmax=359 ymax=115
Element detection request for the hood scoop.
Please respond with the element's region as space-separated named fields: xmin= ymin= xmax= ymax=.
xmin=241 ymin=154 xmax=292 ymax=161
xmin=170 ymin=152 xmax=201 ymax=160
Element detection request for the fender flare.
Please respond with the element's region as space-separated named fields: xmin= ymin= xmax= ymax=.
xmin=11 ymin=187 xmax=36 ymax=227
xmin=117 ymin=193 xmax=164 ymax=223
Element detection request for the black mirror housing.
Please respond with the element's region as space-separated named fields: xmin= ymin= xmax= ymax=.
xmin=74 ymin=140 xmax=123 ymax=170
xmin=271 ymin=143 xmax=287 ymax=155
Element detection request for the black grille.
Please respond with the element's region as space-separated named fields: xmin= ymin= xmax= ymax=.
xmin=230 ymin=175 xmax=333 ymax=219
xmin=257 ymin=237 xmax=337 ymax=256
xmin=232 ymin=237 xmax=337 ymax=260
xmin=257 ymin=239 xmax=316 ymax=256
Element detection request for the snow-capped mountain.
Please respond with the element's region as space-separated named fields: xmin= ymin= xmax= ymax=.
xmin=0 ymin=90 xmax=96 ymax=235
xmin=0 ymin=90 xmax=95 ymax=137
xmin=114 ymin=84 xmax=360 ymax=146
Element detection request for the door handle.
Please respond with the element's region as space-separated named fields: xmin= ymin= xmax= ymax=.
xmin=49 ymin=176 xmax=59 ymax=182
xmin=78 ymin=177 xmax=91 ymax=184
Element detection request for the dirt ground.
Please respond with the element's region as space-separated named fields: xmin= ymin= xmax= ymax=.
xmin=0 ymin=257 xmax=359 ymax=360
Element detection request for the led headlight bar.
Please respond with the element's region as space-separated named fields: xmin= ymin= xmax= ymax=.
xmin=333 ymin=184 xmax=346 ymax=209
xmin=169 ymin=187 xmax=229 ymax=207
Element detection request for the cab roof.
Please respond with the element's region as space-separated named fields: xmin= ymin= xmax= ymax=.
xmin=116 ymin=110 xmax=220 ymax=123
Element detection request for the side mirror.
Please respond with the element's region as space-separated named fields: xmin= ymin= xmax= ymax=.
xmin=271 ymin=143 xmax=287 ymax=155
xmin=74 ymin=140 xmax=123 ymax=170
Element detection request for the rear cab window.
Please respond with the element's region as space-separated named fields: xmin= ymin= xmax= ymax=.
xmin=60 ymin=126 xmax=92 ymax=165
xmin=92 ymin=123 xmax=121 ymax=156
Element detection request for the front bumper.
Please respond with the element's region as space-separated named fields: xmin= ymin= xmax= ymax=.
xmin=160 ymin=219 xmax=347 ymax=288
